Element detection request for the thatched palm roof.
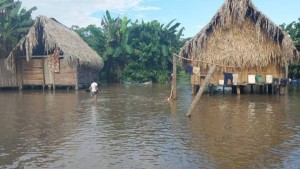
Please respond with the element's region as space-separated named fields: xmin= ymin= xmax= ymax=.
xmin=179 ymin=0 xmax=298 ymax=69
xmin=6 ymin=15 xmax=104 ymax=71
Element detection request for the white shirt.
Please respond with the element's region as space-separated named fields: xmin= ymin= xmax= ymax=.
xmin=90 ymin=82 xmax=98 ymax=92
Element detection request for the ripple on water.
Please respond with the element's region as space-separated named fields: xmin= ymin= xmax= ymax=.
xmin=0 ymin=85 xmax=300 ymax=169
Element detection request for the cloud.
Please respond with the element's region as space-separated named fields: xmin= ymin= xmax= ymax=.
xmin=21 ymin=0 xmax=159 ymax=27
xmin=133 ymin=6 xmax=160 ymax=11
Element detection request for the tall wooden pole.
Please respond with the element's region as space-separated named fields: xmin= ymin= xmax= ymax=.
xmin=53 ymin=72 xmax=56 ymax=90
xmin=284 ymin=64 xmax=289 ymax=95
xmin=186 ymin=64 xmax=217 ymax=117
xmin=171 ymin=54 xmax=177 ymax=100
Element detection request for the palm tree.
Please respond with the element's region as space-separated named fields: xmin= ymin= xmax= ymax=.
xmin=0 ymin=0 xmax=36 ymax=58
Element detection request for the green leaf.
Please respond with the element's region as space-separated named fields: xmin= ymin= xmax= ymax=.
xmin=113 ymin=47 xmax=122 ymax=58
xmin=120 ymin=16 xmax=127 ymax=33
xmin=176 ymin=27 xmax=185 ymax=39
xmin=125 ymin=45 xmax=132 ymax=54
xmin=161 ymin=45 xmax=167 ymax=56
xmin=164 ymin=19 xmax=175 ymax=29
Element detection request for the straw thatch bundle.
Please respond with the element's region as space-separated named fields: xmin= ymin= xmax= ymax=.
xmin=6 ymin=15 xmax=104 ymax=71
xmin=179 ymin=0 xmax=298 ymax=69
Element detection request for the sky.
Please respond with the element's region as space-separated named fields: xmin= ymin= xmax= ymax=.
xmin=21 ymin=0 xmax=300 ymax=38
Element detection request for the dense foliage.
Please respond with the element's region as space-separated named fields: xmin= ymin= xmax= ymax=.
xmin=0 ymin=0 xmax=36 ymax=58
xmin=280 ymin=18 xmax=300 ymax=45
xmin=73 ymin=11 xmax=186 ymax=83
xmin=280 ymin=18 xmax=300 ymax=78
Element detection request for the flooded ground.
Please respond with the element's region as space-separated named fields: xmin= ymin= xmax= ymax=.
xmin=0 ymin=84 xmax=300 ymax=169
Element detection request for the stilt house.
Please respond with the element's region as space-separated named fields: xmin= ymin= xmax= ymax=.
xmin=2 ymin=16 xmax=104 ymax=89
xmin=179 ymin=0 xmax=298 ymax=94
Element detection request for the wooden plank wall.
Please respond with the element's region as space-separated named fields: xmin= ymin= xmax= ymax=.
xmin=22 ymin=59 xmax=44 ymax=85
xmin=0 ymin=59 xmax=20 ymax=87
xmin=44 ymin=58 xmax=53 ymax=85
xmin=2 ymin=57 xmax=80 ymax=88
xmin=191 ymin=64 xmax=285 ymax=85
xmin=53 ymin=60 xmax=76 ymax=85
xmin=77 ymin=66 xmax=99 ymax=85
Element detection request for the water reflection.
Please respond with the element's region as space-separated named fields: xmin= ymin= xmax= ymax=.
xmin=0 ymin=85 xmax=300 ymax=169
xmin=188 ymin=94 xmax=299 ymax=169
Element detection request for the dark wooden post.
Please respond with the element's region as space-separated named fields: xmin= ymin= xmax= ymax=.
xmin=75 ymin=59 xmax=79 ymax=90
xmin=75 ymin=68 xmax=79 ymax=90
xmin=19 ymin=60 xmax=23 ymax=91
xmin=186 ymin=64 xmax=217 ymax=117
xmin=250 ymin=84 xmax=254 ymax=94
xmin=285 ymin=64 xmax=288 ymax=95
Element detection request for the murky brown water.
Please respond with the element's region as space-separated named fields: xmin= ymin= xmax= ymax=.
xmin=0 ymin=84 xmax=300 ymax=169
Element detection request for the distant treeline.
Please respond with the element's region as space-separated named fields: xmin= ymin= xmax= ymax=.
xmin=72 ymin=11 xmax=187 ymax=83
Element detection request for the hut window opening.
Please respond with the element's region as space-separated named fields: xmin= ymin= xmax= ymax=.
xmin=33 ymin=41 xmax=47 ymax=56
xmin=33 ymin=26 xmax=47 ymax=56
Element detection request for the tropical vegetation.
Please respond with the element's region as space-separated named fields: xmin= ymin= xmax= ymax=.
xmin=0 ymin=0 xmax=36 ymax=58
xmin=280 ymin=18 xmax=300 ymax=78
xmin=280 ymin=18 xmax=300 ymax=46
xmin=73 ymin=10 xmax=186 ymax=83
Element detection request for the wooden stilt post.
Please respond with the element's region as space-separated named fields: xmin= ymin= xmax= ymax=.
xmin=237 ymin=85 xmax=241 ymax=95
xmin=280 ymin=86 xmax=285 ymax=95
xmin=192 ymin=84 xmax=195 ymax=95
xmin=75 ymin=69 xmax=79 ymax=90
xmin=170 ymin=54 xmax=177 ymax=100
xmin=186 ymin=64 xmax=217 ymax=117
xmin=285 ymin=64 xmax=288 ymax=95
xmin=250 ymin=84 xmax=254 ymax=94
xmin=53 ymin=72 xmax=56 ymax=90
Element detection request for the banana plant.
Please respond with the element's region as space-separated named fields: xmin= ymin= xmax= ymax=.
xmin=0 ymin=0 xmax=36 ymax=58
xmin=100 ymin=10 xmax=133 ymax=82
xmin=160 ymin=19 xmax=184 ymax=70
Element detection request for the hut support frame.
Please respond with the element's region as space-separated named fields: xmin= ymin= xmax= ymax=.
xmin=186 ymin=64 xmax=217 ymax=117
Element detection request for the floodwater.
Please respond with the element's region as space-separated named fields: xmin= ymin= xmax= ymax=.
xmin=0 ymin=84 xmax=300 ymax=169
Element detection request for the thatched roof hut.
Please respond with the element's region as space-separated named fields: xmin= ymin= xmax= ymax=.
xmin=180 ymin=0 xmax=298 ymax=70
xmin=1 ymin=15 xmax=103 ymax=89
xmin=179 ymin=0 xmax=298 ymax=93
xmin=6 ymin=15 xmax=104 ymax=71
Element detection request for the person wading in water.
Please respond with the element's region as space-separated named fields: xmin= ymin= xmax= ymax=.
xmin=89 ymin=80 xmax=99 ymax=102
